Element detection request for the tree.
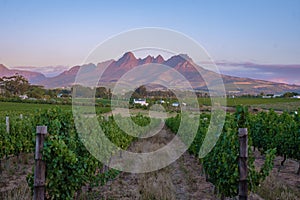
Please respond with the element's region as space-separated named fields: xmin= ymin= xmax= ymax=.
xmin=96 ymin=87 xmax=109 ymax=98
xmin=0 ymin=74 xmax=29 ymax=96
xmin=283 ymin=92 xmax=298 ymax=98
xmin=45 ymin=89 xmax=57 ymax=98
xmin=132 ymin=85 xmax=147 ymax=98
xmin=27 ymin=85 xmax=45 ymax=99
xmin=72 ymin=85 xmax=94 ymax=97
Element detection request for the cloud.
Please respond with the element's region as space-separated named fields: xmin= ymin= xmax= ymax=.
xmin=216 ymin=65 xmax=259 ymax=72
xmin=13 ymin=65 xmax=70 ymax=77
xmin=269 ymin=78 xmax=289 ymax=84
xmin=214 ymin=62 xmax=300 ymax=85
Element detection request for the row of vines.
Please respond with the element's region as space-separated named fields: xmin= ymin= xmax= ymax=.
xmin=250 ymin=109 xmax=300 ymax=167
xmin=1 ymin=107 xmax=299 ymax=199
xmin=0 ymin=112 xmax=35 ymax=160
xmin=0 ymin=108 xmax=160 ymax=199
xmin=165 ymin=107 xmax=300 ymax=198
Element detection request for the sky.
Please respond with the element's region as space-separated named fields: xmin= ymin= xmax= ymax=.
xmin=0 ymin=0 xmax=300 ymax=84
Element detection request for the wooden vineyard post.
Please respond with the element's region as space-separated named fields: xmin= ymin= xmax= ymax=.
xmin=6 ymin=116 xmax=9 ymax=133
xmin=34 ymin=126 xmax=47 ymax=200
xmin=238 ymin=128 xmax=248 ymax=200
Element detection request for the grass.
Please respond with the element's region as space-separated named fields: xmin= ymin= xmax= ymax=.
xmin=138 ymin=168 xmax=176 ymax=200
xmin=0 ymin=153 xmax=33 ymax=200
xmin=0 ymin=97 xmax=299 ymax=114
xmin=256 ymin=173 xmax=300 ymax=200
xmin=226 ymin=97 xmax=300 ymax=107
xmin=198 ymin=97 xmax=300 ymax=106
xmin=256 ymin=101 xmax=300 ymax=112
xmin=0 ymin=102 xmax=111 ymax=114
xmin=198 ymin=97 xmax=300 ymax=111
xmin=0 ymin=182 xmax=31 ymax=200
xmin=0 ymin=101 xmax=71 ymax=112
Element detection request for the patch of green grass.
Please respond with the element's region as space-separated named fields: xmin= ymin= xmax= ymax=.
xmin=226 ymin=98 xmax=300 ymax=107
xmin=0 ymin=102 xmax=70 ymax=112
xmin=198 ymin=97 xmax=300 ymax=109
xmin=1 ymin=98 xmax=299 ymax=114
xmin=0 ymin=102 xmax=111 ymax=114
xmin=256 ymin=101 xmax=300 ymax=112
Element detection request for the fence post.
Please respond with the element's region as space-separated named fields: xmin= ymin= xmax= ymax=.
xmin=238 ymin=128 xmax=248 ymax=200
xmin=6 ymin=116 xmax=9 ymax=133
xmin=34 ymin=126 xmax=47 ymax=200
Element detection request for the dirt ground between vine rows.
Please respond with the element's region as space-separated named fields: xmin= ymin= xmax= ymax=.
xmin=0 ymin=153 xmax=33 ymax=200
xmin=91 ymin=126 xmax=217 ymax=200
xmin=253 ymin=150 xmax=300 ymax=199
xmin=90 ymin=127 xmax=265 ymax=200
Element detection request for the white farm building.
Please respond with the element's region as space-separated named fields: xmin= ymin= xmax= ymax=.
xmin=133 ymin=99 xmax=149 ymax=106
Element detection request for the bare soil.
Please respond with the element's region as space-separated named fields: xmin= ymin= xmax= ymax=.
xmin=254 ymin=150 xmax=300 ymax=199
xmin=0 ymin=153 xmax=33 ymax=200
xmin=91 ymin=127 xmax=217 ymax=200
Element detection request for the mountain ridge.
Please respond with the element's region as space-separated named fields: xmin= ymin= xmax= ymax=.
xmin=1 ymin=53 xmax=300 ymax=95
xmin=0 ymin=64 xmax=46 ymax=84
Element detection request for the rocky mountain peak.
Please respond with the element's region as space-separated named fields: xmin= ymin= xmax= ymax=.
xmin=154 ymin=55 xmax=165 ymax=63
xmin=115 ymin=52 xmax=138 ymax=68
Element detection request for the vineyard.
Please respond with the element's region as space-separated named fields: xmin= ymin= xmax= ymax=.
xmin=0 ymin=107 xmax=299 ymax=199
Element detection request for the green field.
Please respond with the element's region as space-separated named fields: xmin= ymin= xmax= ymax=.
xmin=0 ymin=102 xmax=71 ymax=112
xmin=198 ymin=97 xmax=300 ymax=111
xmin=0 ymin=97 xmax=299 ymax=113
xmin=226 ymin=97 xmax=300 ymax=107
xmin=0 ymin=102 xmax=111 ymax=114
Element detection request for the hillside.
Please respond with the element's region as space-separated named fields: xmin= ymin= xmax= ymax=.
xmin=1 ymin=53 xmax=300 ymax=94
xmin=0 ymin=64 xmax=46 ymax=84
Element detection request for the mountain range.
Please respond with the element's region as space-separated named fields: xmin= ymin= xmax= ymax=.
xmin=1 ymin=52 xmax=300 ymax=95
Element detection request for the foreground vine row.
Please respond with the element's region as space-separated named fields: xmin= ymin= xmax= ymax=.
xmin=166 ymin=107 xmax=300 ymax=198
xmin=0 ymin=108 xmax=160 ymax=199
xmin=1 ymin=107 xmax=299 ymax=199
